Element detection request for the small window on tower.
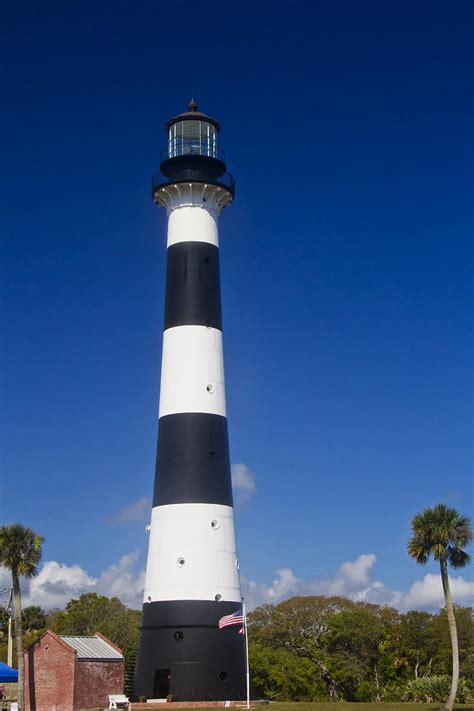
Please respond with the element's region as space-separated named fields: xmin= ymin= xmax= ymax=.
xmin=174 ymin=631 xmax=184 ymax=642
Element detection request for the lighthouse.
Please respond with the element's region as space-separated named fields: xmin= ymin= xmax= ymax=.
xmin=134 ymin=101 xmax=246 ymax=701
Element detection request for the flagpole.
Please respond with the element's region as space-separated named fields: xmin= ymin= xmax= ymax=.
xmin=243 ymin=599 xmax=250 ymax=709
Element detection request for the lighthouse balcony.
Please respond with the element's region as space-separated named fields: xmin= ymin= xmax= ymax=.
xmin=152 ymin=166 xmax=235 ymax=202
xmin=152 ymin=167 xmax=235 ymax=193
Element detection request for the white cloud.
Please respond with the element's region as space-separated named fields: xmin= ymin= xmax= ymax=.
xmin=5 ymin=550 xmax=472 ymax=615
xmin=339 ymin=554 xmax=376 ymax=588
xmin=24 ymin=561 xmax=97 ymax=609
xmin=231 ymin=463 xmax=256 ymax=507
xmin=0 ymin=566 xmax=11 ymax=589
xmin=109 ymin=497 xmax=151 ymax=524
xmin=241 ymin=553 xmax=380 ymax=609
xmin=95 ymin=551 xmax=146 ymax=609
xmin=241 ymin=554 xmax=474 ymax=612
xmin=241 ymin=568 xmax=301 ymax=610
xmin=403 ymin=573 xmax=474 ymax=611
xmin=6 ymin=551 xmax=146 ymax=611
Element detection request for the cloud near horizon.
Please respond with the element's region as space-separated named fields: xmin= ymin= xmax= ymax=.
xmin=2 ymin=551 xmax=472 ymax=614
xmin=109 ymin=497 xmax=151 ymax=524
xmin=231 ymin=463 xmax=256 ymax=507
xmin=240 ymin=554 xmax=474 ymax=612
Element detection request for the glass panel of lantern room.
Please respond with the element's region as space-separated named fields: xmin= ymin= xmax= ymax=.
xmin=206 ymin=123 xmax=217 ymax=157
xmin=212 ymin=125 xmax=217 ymax=157
xmin=169 ymin=121 xmax=217 ymax=157
xmin=174 ymin=120 xmax=199 ymax=155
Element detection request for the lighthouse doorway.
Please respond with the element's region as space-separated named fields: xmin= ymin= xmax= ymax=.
xmin=153 ymin=668 xmax=171 ymax=698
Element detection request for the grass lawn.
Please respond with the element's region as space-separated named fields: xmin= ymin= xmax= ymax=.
xmin=163 ymin=705 xmax=473 ymax=711
xmin=257 ymin=704 xmax=473 ymax=711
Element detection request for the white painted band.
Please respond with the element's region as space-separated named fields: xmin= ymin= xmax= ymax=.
xmin=143 ymin=503 xmax=241 ymax=603
xmin=159 ymin=326 xmax=226 ymax=418
xmin=167 ymin=206 xmax=219 ymax=248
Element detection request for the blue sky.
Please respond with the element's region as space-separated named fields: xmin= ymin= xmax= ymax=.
xmin=1 ymin=0 xmax=472 ymax=611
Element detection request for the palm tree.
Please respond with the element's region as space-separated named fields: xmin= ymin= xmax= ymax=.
xmin=407 ymin=504 xmax=472 ymax=711
xmin=0 ymin=524 xmax=44 ymax=711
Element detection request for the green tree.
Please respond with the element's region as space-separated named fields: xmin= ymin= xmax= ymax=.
xmin=0 ymin=524 xmax=44 ymax=711
xmin=47 ymin=593 xmax=141 ymax=672
xmin=249 ymin=643 xmax=327 ymax=700
xmin=407 ymin=503 xmax=472 ymax=711
xmin=21 ymin=606 xmax=47 ymax=635
xmin=327 ymin=604 xmax=400 ymax=701
xmin=428 ymin=606 xmax=474 ymax=682
xmin=396 ymin=610 xmax=436 ymax=678
xmin=249 ymin=596 xmax=354 ymax=700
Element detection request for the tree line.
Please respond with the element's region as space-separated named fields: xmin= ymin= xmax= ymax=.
xmin=0 ymin=503 xmax=471 ymax=709
xmin=0 ymin=593 xmax=472 ymax=703
xmin=248 ymin=596 xmax=473 ymax=702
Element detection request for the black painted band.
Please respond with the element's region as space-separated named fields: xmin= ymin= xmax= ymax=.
xmin=153 ymin=413 xmax=233 ymax=507
xmin=140 ymin=599 xmax=242 ymax=628
xmin=135 ymin=600 xmax=248 ymax=701
xmin=164 ymin=242 xmax=222 ymax=330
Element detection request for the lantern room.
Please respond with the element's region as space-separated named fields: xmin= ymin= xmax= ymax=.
xmin=153 ymin=100 xmax=235 ymax=201
xmin=166 ymin=98 xmax=220 ymax=159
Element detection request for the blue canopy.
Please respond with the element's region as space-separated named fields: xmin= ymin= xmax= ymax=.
xmin=0 ymin=661 xmax=18 ymax=682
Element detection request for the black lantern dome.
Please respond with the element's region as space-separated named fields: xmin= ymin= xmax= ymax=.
xmin=152 ymin=100 xmax=234 ymax=201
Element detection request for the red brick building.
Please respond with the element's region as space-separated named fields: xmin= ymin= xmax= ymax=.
xmin=24 ymin=630 xmax=124 ymax=711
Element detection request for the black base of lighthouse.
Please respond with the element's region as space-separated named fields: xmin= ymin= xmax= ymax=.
xmin=134 ymin=601 xmax=248 ymax=701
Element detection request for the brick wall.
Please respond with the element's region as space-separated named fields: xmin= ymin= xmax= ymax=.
xmin=24 ymin=631 xmax=75 ymax=711
xmin=73 ymin=658 xmax=124 ymax=711
xmin=24 ymin=630 xmax=124 ymax=711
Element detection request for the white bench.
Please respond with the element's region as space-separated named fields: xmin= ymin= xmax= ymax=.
xmin=108 ymin=694 xmax=130 ymax=709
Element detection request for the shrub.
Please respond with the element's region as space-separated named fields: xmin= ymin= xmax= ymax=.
xmin=403 ymin=675 xmax=471 ymax=703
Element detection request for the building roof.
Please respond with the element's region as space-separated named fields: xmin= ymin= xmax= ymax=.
xmin=165 ymin=99 xmax=220 ymax=131
xmin=59 ymin=635 xmax=123 ymax=660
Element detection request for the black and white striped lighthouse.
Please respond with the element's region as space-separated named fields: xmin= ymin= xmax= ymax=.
xmin=134 ymin=102 xmax=247 ymax=701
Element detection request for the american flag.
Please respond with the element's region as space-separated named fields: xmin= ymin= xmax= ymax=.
xmin=218 ymin=609 xmax=244 ymax=630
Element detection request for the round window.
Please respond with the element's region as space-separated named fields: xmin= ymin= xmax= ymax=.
xmin=211 ymin=519 xmax=220 ymax=530
xmin=177 ymin=557 xmax=185 ymax=567
xmin=206 ymin=383 xmax=215 ymax=394
xmin=215 ymin=593 xmax=222 ymax=601
xmin=219 ymin=671 xmax=228 ymax=682
xmin=174 ymin=631 xmax=184 ymax=642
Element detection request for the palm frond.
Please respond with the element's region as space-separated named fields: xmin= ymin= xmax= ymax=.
xmin=407 ymin=504 xmax=472 ymax=571
xmin=0 ymin=524 xmax=45 ymax=579
xmin=447 ymin=548 xmax=471 ymax=569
